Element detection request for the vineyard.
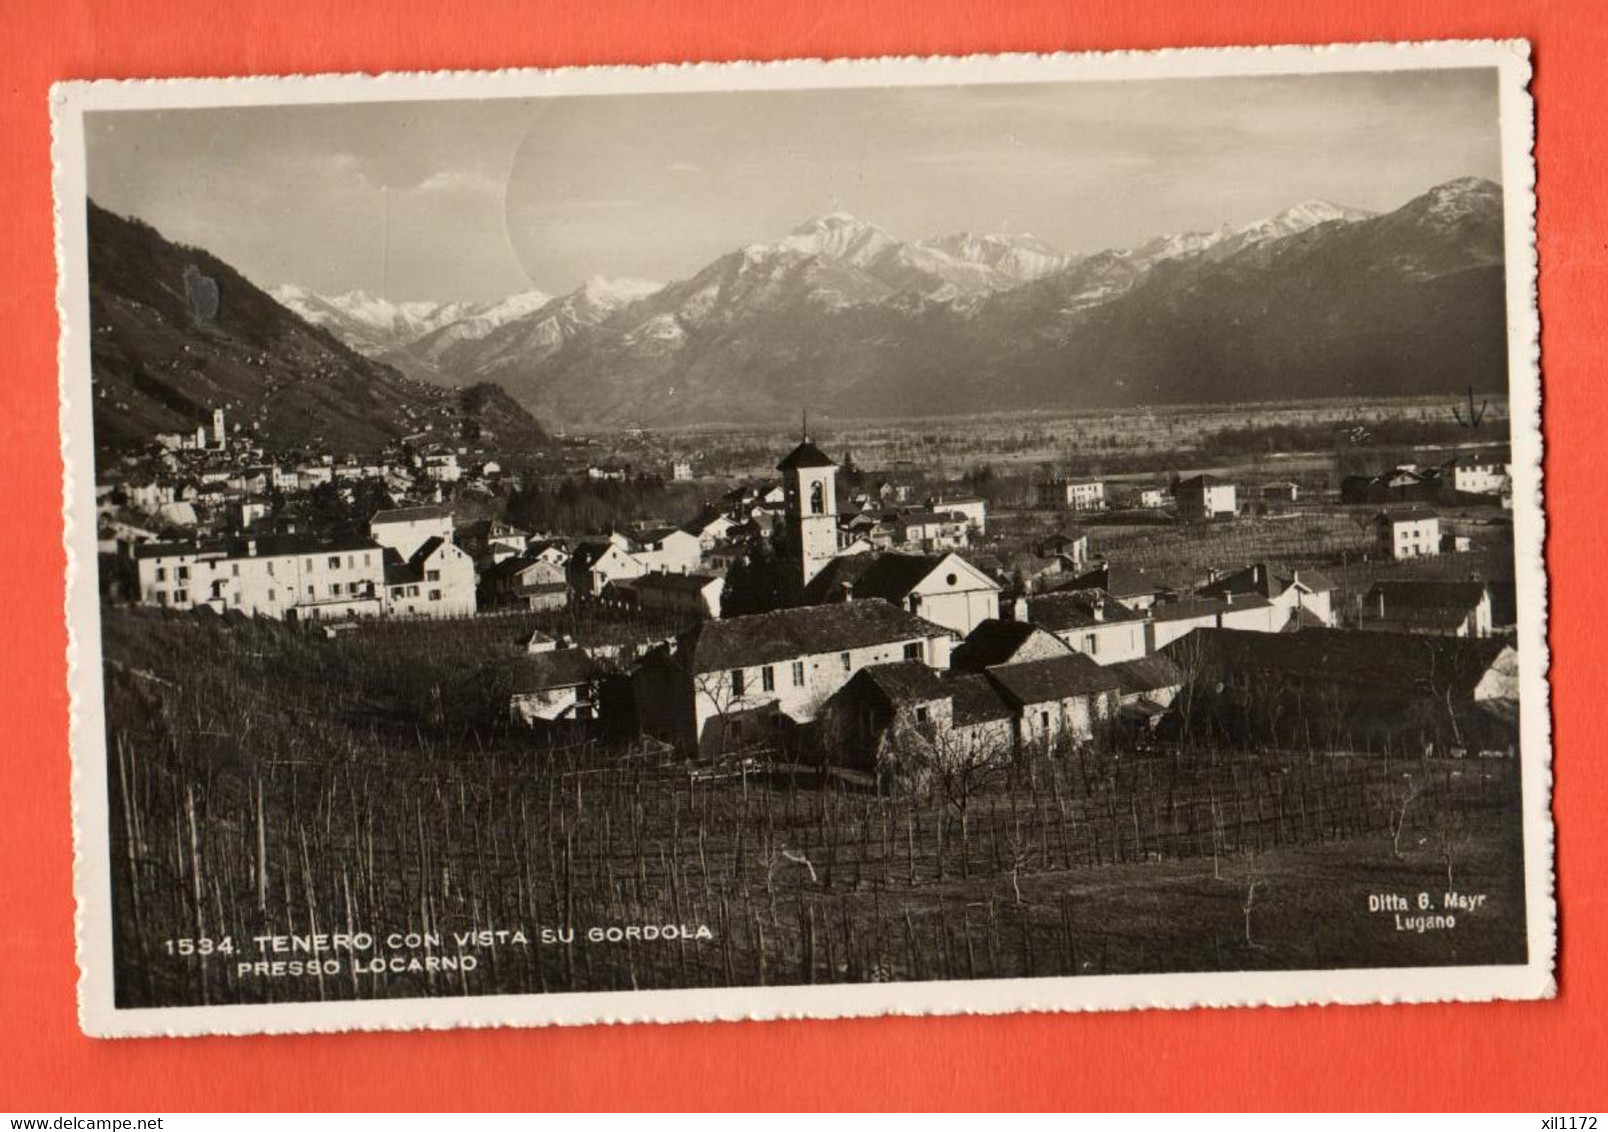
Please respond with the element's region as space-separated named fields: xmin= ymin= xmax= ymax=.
xmin=100 ymin=606 xmax=1528 ymax=1008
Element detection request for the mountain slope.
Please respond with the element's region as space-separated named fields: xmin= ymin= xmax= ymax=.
xmin=381 ymin=276 xmax=663 ymax=385
xmin=266 ymin=179 xmax=1506 ymax=428
xmin=272 ymin=285 xmax=558 ymax=361
xmin=987 ymin=180 xmax=1505 ymax=408
xmin=86 ymin=201 xmax=547 ymax=457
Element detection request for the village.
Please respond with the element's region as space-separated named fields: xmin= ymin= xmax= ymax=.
xmin=96 ymin=402 xmax=1521 ymax=781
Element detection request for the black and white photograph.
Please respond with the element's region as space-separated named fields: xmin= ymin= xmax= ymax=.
xmin=52 ymin=42 xmax=1551 ymax=1037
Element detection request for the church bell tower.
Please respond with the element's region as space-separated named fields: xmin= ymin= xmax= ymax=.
xmin=777 ymin=416 xmax=839 ymax=588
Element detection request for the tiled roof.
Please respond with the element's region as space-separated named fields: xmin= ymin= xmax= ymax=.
xmin=1164 ymin=627 xmax=1508 ymax=697
xmin=776 ymin=440 xmax=837 ymax=470
xmin=371 ymin=504 xmax=450 ymax=524
xmin=1364 ymin=580 xmax=1488 ymax=611
xmin=1028 ymin=588 xmax=1146 ymax=631
xmin=509 ymin=647 xmax=604 ymax=693
xmin=1377 ymin=506 xmax=1440 ymax=521
xmin=1149 ymin=594 xmax=1274 ymax=623
xmin=945 ymin=673 xmax=1016 ymax=726
xmin=410 ymin=535 xmax=446 ymax=566
xmin=849 ymin=552 xmax=944 ymax=602
xmin=802 ymin=553 xmax=879 ymax=604
xmin=569 ymin=541 xmax=617 ymax=569
xmin=952 ymin=619 xmax=1066 ymax=671
xmin=1061 ymin=562 xmax=1169 ymax=601
xmin=635 ymin=526 xmax=689 ymax=545
xmin=855 ymin=660 xmax=948 ymax=706
xmin=681 ymin=599 xmax=949 ymax=673
xmin=1106 ymin=656 xmax=1184 ymax=696
xmin=631 ymin=572 xmax=720 ymax=595
xmin=985 ymin=653 xmax=1123 ymax=706
xmin=1198 ymin=560 xmax=1337 ymax=601
xmin=134 ymin=532 xmax=379 ymax=560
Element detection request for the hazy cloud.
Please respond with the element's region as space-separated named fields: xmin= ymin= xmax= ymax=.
xmin=85 ymin=69 xmax=1501 ymax=303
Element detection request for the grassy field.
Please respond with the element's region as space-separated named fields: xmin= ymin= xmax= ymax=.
xmin=101 ymin=607 xmax=1527 ymax=1008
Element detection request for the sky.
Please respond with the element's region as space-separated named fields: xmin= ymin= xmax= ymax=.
xmin=84 ymin=68 xmax=1503 ymax=305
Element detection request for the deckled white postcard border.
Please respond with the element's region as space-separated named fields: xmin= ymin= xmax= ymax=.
xmin=52 ymin=40 xmax=1551 ymax=1038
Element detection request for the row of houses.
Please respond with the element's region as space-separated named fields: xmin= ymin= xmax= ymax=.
xmin=1341 ymin=454 xmax=1512 ymax=507
xmin=1035 ymin=474 xmax=1237 ymax=520
xmin=132 ymin=504 xmax=477 ymax=620
xmin=512 ymin=592 xmax=1517 ymax=769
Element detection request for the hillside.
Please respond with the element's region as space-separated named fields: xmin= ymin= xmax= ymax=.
xmin=84 ymin=201 xmax=547 ymax=458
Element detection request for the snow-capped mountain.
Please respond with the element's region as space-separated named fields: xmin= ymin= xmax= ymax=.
xmin=775 ymin=211 xmax=899 ymax=265
xmin=379 ymin=276 xmax=663 ymax=384
xmin=492 ymin=179 xmax=1502 ymax=426
xmin=921 ymin=231 xmax=1072 ymax=284
xmin=268 ymin=286 xmax=481 ymax=357
xmin=271 ymin=179 xmax=1503 ymax=427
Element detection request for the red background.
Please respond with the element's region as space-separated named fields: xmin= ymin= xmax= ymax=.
xmin=1 ymin=0 xmax=1602 ymax=1112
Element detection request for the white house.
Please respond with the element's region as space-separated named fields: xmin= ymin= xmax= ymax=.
xmin=1024 ymin=589 xmax=1149 ymax=665
xmin=1452 ymin=457 xmax=1511 ymax=496
xmin=570 ymin=539 xmax=648 ymax=596
xmin=984 ymin=653 xmax=1124 ymax=750
xmin=622 ymin=572 xmax=725 ymax=621
xmin=423 ymin=452 xmax=462 ymax=483
xmin=690 ymin=513 xmax=737 ymax=549
xmin=1360 ymin=580 xmax=1493 ymax=638
xmin=370 ymin=504 xmax=454 ymax=560
xmin=930 ymin=496 xmax=987 ymax=534
xmin=632 ymin=600 xmax=954 ymax=755
xmin=632 ymin=526 xmax=703 ymax=575
xmin=508 ymin=648 xmax=605 ymax=727
xmin=134 ymin=534 xmax=386 ymax=621
xmin=1175 ymin=474 xmax=1236 ymax=522
xmin=1145 ymin=595 xmax=1283 ymax=651
xmin=897 ymin=510 xmax=971 ymax=551
xmin=1375 ymin=508 xmax=1442 ymax=560
xmin=1056 ymin=480 xmax=1106 ymax=511
xmin=382 ymin=536 xmax=477 ymax=617
xmin=1197 ymin=561 xmax=1337 ymax=629
xmin=818 ymin=551 xmax=1002 ymax=638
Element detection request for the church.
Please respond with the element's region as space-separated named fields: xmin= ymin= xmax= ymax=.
xmin=775 ymin=433 xmax=1000 ymax=638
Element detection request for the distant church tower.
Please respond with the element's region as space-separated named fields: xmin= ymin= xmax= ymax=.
xmin=777 ymin=416 xmax=839 ymax=588
xmin=211 ymin=408 xmax=226 ymax=450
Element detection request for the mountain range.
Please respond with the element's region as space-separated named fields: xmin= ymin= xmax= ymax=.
xmin=275 ymin=179 xmax=1505 ymax=428
xmin=86 ymin=201 xmax=547 ymax=458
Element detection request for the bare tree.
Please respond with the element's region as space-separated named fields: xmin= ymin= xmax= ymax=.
xmin=1430 ymin=796 xmax=1475 ymax=890
xmin=1004 ymin=818 xmax=1032 ymax=905
xmin=1166 ymin=630 xmax=1215 ymax=752
xmin=1241 ymin=851 xmax=1268 ymax=950
xmin=1388 ymin=773 xmax=1421 ymax=858
xmin=884 ymin=711 xmax=1012 ymax=875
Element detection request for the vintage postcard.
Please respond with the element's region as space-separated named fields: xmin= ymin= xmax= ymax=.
xmin=53 ymin=41 xmax=1551 ymax=1038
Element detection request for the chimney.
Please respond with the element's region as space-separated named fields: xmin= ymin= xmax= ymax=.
xmin=1012 ymin=596 xmax=1029 ymax=622
xmin=1225 ymin=591 xmax=1234 ymax=606
xmin=1378 ymin=591 xmax=1386 ymax=619
xmin=1091 ymin=593 xmax=1105 ymax=621
xmin=1252 ymin=564 xmax=1262 ymax=585
xmin=246 ymin=538 xmax=258 ymax=557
